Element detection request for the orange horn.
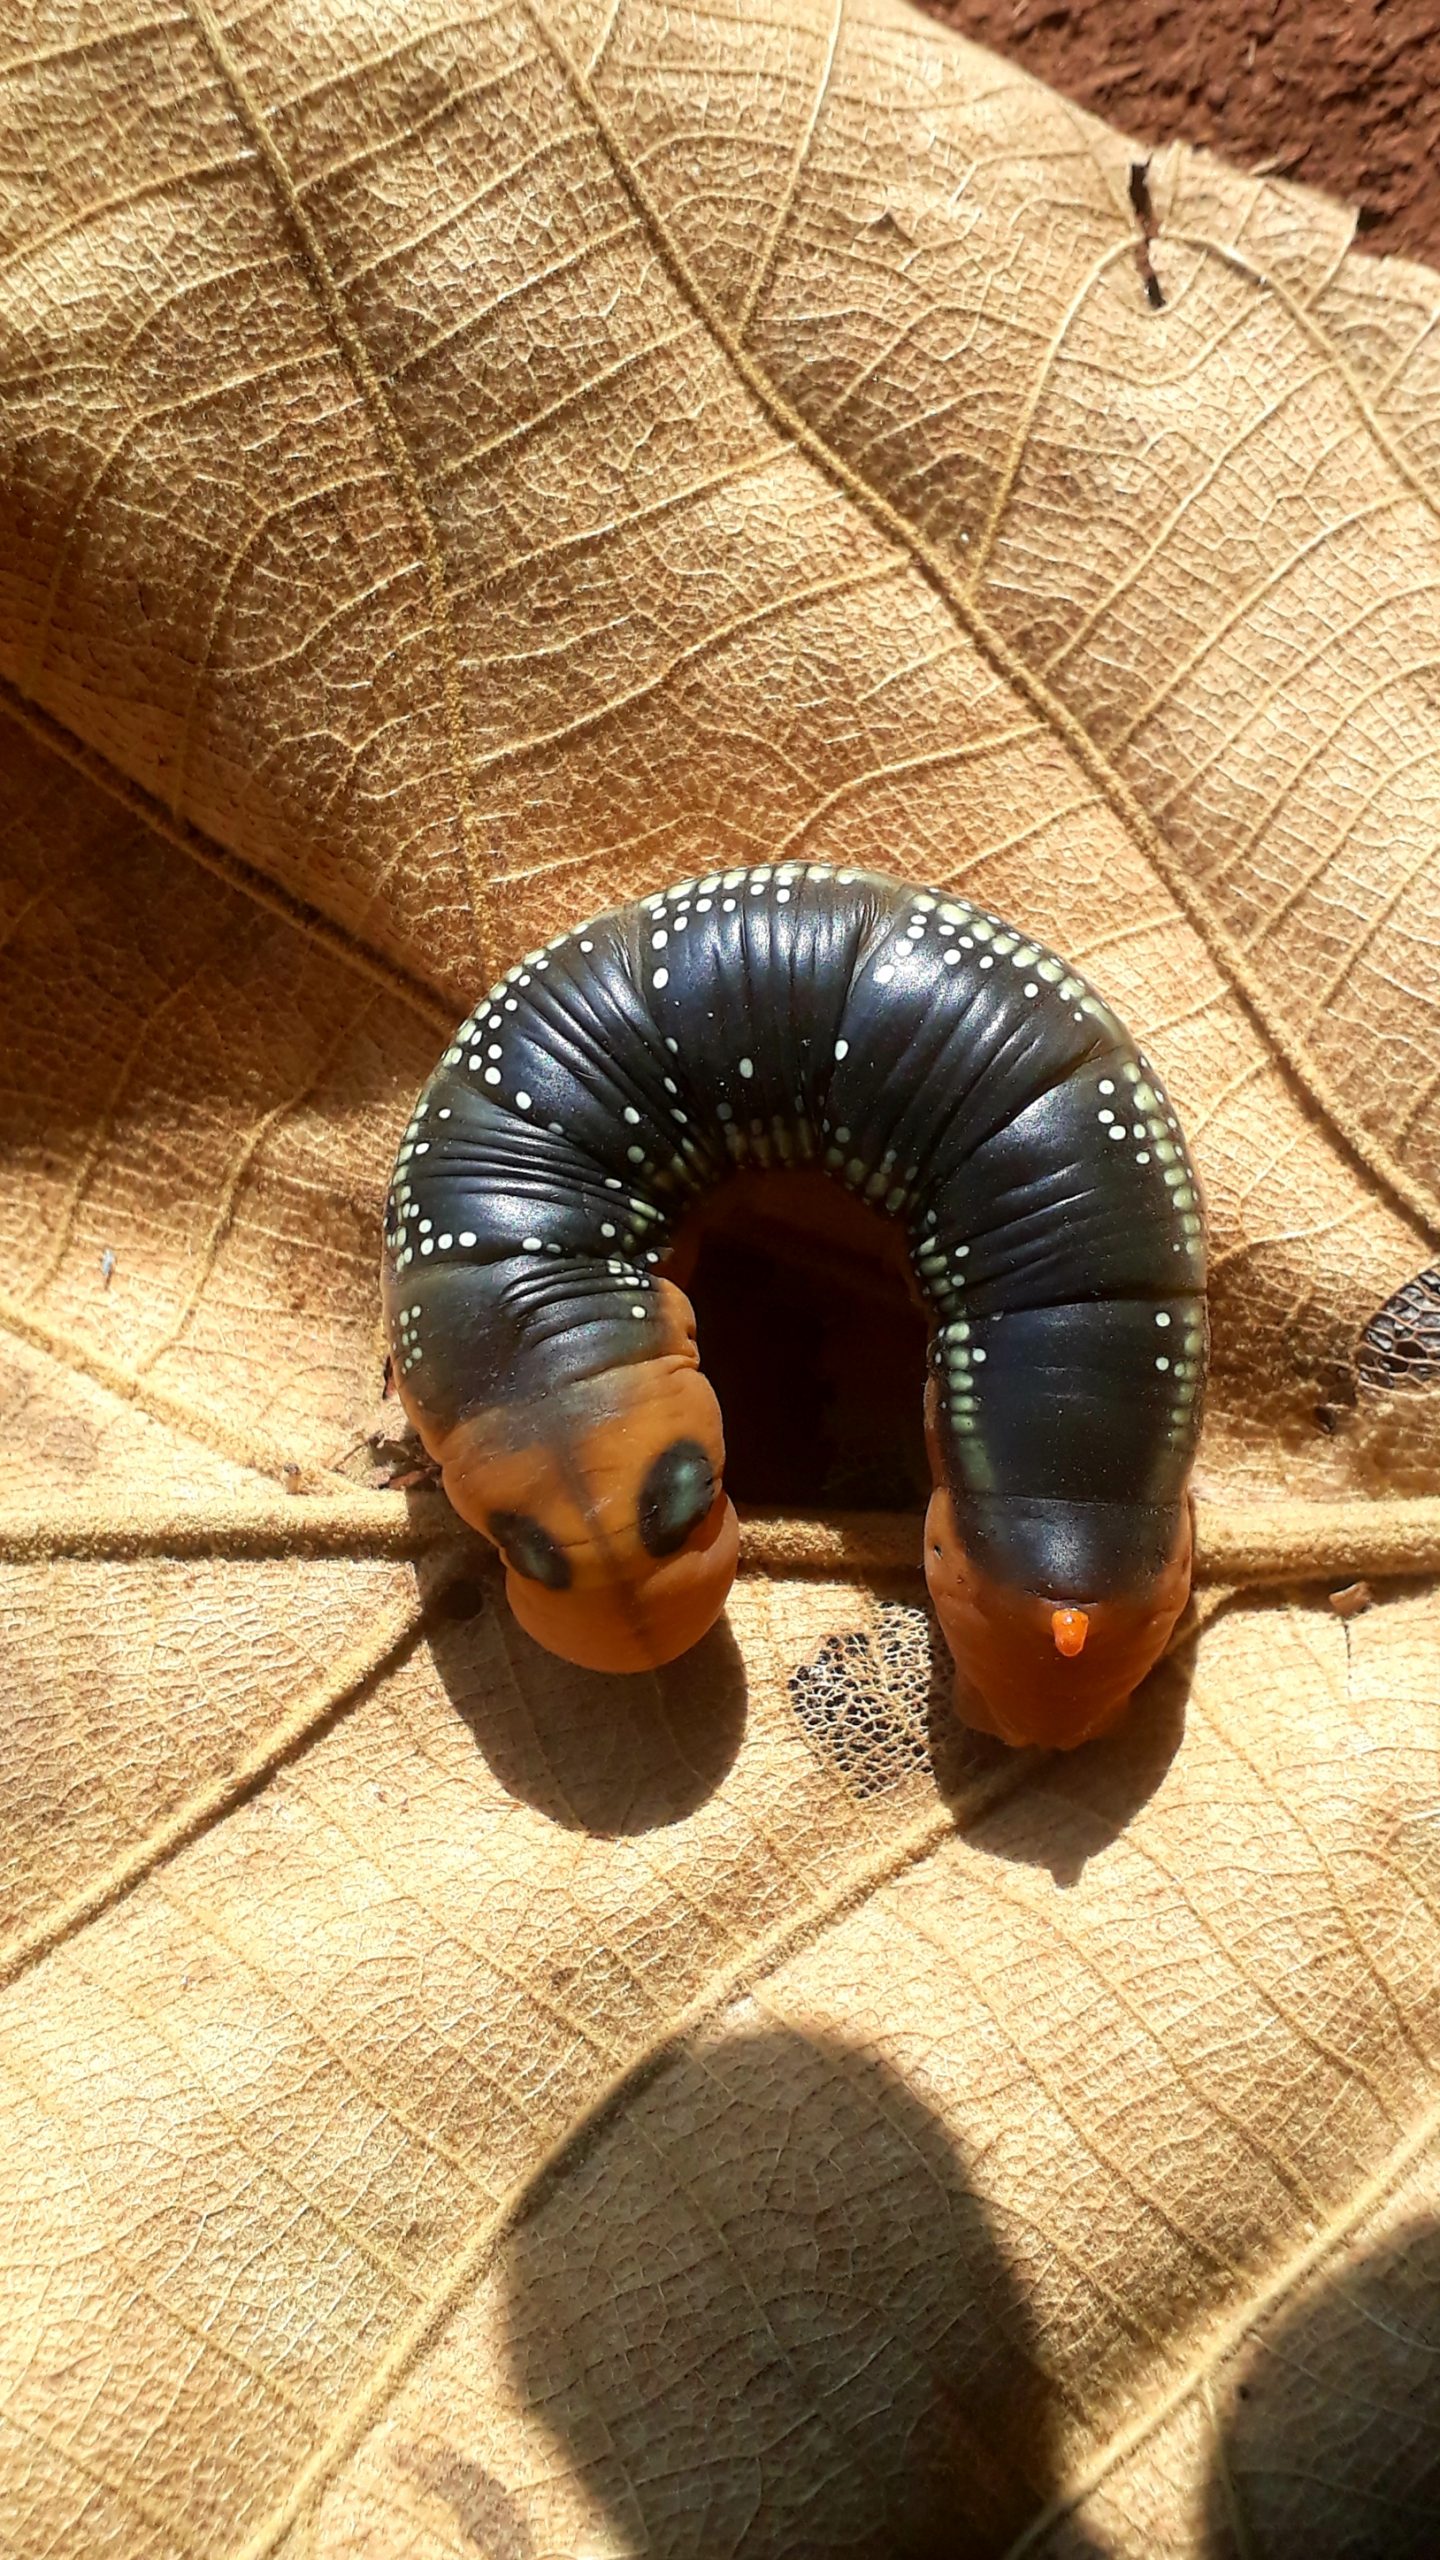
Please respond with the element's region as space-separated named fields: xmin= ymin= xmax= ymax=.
xmin=1050 ymin=1606 xmax=1090 ymax=1659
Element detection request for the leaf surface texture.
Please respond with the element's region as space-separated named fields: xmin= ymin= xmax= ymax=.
xmin=1 ymin=2 xmax=1439 ymax=2551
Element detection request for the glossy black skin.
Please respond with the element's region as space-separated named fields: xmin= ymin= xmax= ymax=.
xmin=383 ymin=865 xmax=1206 ymax=1602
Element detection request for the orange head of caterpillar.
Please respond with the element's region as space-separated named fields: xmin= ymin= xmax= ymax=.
xmin=418 ymin=1280 xmax=739 ymax=1673
xmin=923 ymin=1488 xmax=1193 ymax=1749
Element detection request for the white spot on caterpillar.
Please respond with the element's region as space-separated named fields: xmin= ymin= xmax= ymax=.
xmin=515 ymin=1091 xmax=532 ymax=1110
xmin=653 ymin=968 xmax=669 ymax=988
xmin=738 ymin=1057 xmax=754 ymax=1078
xmin=523 ymin=1237 xmax=542 ymax=1253
xmin=1155 ymin=1311 xmax=1171 ymax=1327
xmin=624 ymin=1106 xmax=641 ymax=1124
xmin=875 ymin=964 xmax=894 ymax=984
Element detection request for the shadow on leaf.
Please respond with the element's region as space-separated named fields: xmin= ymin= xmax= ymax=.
xmin=421 ymin=1561 xmax=748 ymax=1834
xmin=784 ymin=1592 xmax=1192 ymax=1885
xmin=942 ymin=1628 xmax=1195 ymax=1891
xmin=492 ymin=2025 xmax=1109 ymax=2558
xmin=1205 ymin=2214 xmax=1440 ymax=2558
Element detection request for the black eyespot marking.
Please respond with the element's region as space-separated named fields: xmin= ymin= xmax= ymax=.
xmin=486 ymin=1509 xmax=572 ymax=1589
xmin=638 ymin=1438 xmax=716 ymax=1557
xmin=383 ymin=865 xmax=1208 ymax=1622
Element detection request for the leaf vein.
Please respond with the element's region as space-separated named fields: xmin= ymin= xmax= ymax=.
xmin=507 ymin=0 xmax=1440 ymax=1242
xmin=735 ymin=0 xmax=845 ymax=341
xmin=182 ymin=0 xmax=490 ymax=969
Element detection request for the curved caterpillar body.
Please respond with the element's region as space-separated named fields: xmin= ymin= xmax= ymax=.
xmin=382 ymin=866 xmax=1207 ymax=1748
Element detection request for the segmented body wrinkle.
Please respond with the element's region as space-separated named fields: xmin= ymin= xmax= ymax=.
xmin=383 ymin=866 xmax=1206 ymax=1746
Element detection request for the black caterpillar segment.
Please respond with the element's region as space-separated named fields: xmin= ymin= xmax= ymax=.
xmin=382 ymin=865 xmax=1207 ymax=1744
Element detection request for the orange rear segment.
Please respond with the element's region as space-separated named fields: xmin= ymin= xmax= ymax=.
xmin=925 ymin=1490 xmax=1192 ymax=1749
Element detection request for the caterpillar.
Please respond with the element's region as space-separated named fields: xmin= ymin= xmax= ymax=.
xmin=382 ymin=866 xmax=1206 ymax=1749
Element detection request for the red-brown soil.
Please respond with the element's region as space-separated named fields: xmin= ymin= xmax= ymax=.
xmin=925 ymin=0 xmax=1440 ymax=264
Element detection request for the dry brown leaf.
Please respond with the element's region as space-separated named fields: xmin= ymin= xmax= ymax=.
xmin=1 ymin=1 xmax=1439 ymax=2552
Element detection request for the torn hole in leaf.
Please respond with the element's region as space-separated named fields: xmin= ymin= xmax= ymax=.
xmin=787 ymin=1601 xmax=951 ymax=1800
xmin=1128 ymin=155 xmax=1166 ymax=308
xmin=1356 ymin=1262 xmax=1440 ymax=1391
